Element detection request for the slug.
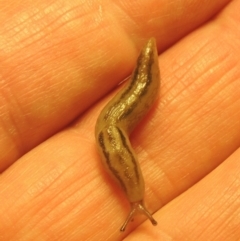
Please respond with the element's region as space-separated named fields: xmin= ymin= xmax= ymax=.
xmin=95 ymin=38 xmax=160 ymax=231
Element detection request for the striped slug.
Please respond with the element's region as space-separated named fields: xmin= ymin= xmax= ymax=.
xmin=95 ymin=38 xmax=160 ymax=231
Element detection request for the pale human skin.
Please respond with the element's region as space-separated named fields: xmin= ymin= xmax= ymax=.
xmin=0 ymin=1 xmax=240 ymax=241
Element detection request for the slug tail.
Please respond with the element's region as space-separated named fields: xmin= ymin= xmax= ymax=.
xmin=120 ymin=201 xmax=157 ymax=232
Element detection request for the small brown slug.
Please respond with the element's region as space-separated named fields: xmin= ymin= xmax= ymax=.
xmin=95 ymin=38 xmax=160 ymax=231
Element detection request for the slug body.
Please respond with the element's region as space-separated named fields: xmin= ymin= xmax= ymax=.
xmin=95 ymin=38 xmax=160 ymax=231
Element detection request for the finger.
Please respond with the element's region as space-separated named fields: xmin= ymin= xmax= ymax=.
xmin=0 ymin=0 xmax=134 ymax=171
xmin=1 ymin=3 xmax=240 ymax=236
xmin=87 ymin=0 xmax=240 ymax=236
xmin=127 ymin=148 xmax=240 ymax=240
xmin=115 ymin=0 xmax=230 ymax=50
xmin=0 ymin=0 xmax=230 ymax=171
xmin=152 ymin=0 xmax=240 ymax=203
xmin=0 ymin=0 xmax=238 ymax=240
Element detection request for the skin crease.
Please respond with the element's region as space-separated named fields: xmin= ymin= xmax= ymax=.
xmin=1 ymin=1 xmax=240 ymax=241
xmin=95 ymin=38 xmax=160 ymax=231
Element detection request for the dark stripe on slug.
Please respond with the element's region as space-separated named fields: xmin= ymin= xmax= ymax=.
xmin=103 ymin=46 xmax=155 ymax=123
xmin=98 ymin=131 xmax=127 ymax=192
xmin=120 ymin=46 xmax=154 ymax=101
xmin=118 ymin=49 xmax=154 ymax=120
xmin=115 ymin=127 xmax=140 ymax=182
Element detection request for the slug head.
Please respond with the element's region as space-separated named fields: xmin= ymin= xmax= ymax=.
xmin=120 ymin=200 xmax=157 ymax=232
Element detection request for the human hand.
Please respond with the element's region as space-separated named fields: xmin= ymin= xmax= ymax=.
xmin=0 ymin=0 xmax=239 ymax=240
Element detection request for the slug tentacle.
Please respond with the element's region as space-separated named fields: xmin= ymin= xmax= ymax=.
xmin=120 ymin=201 xmax=158 ymax=232
xmin=95 ymin=38 xmax=160 ymax=231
